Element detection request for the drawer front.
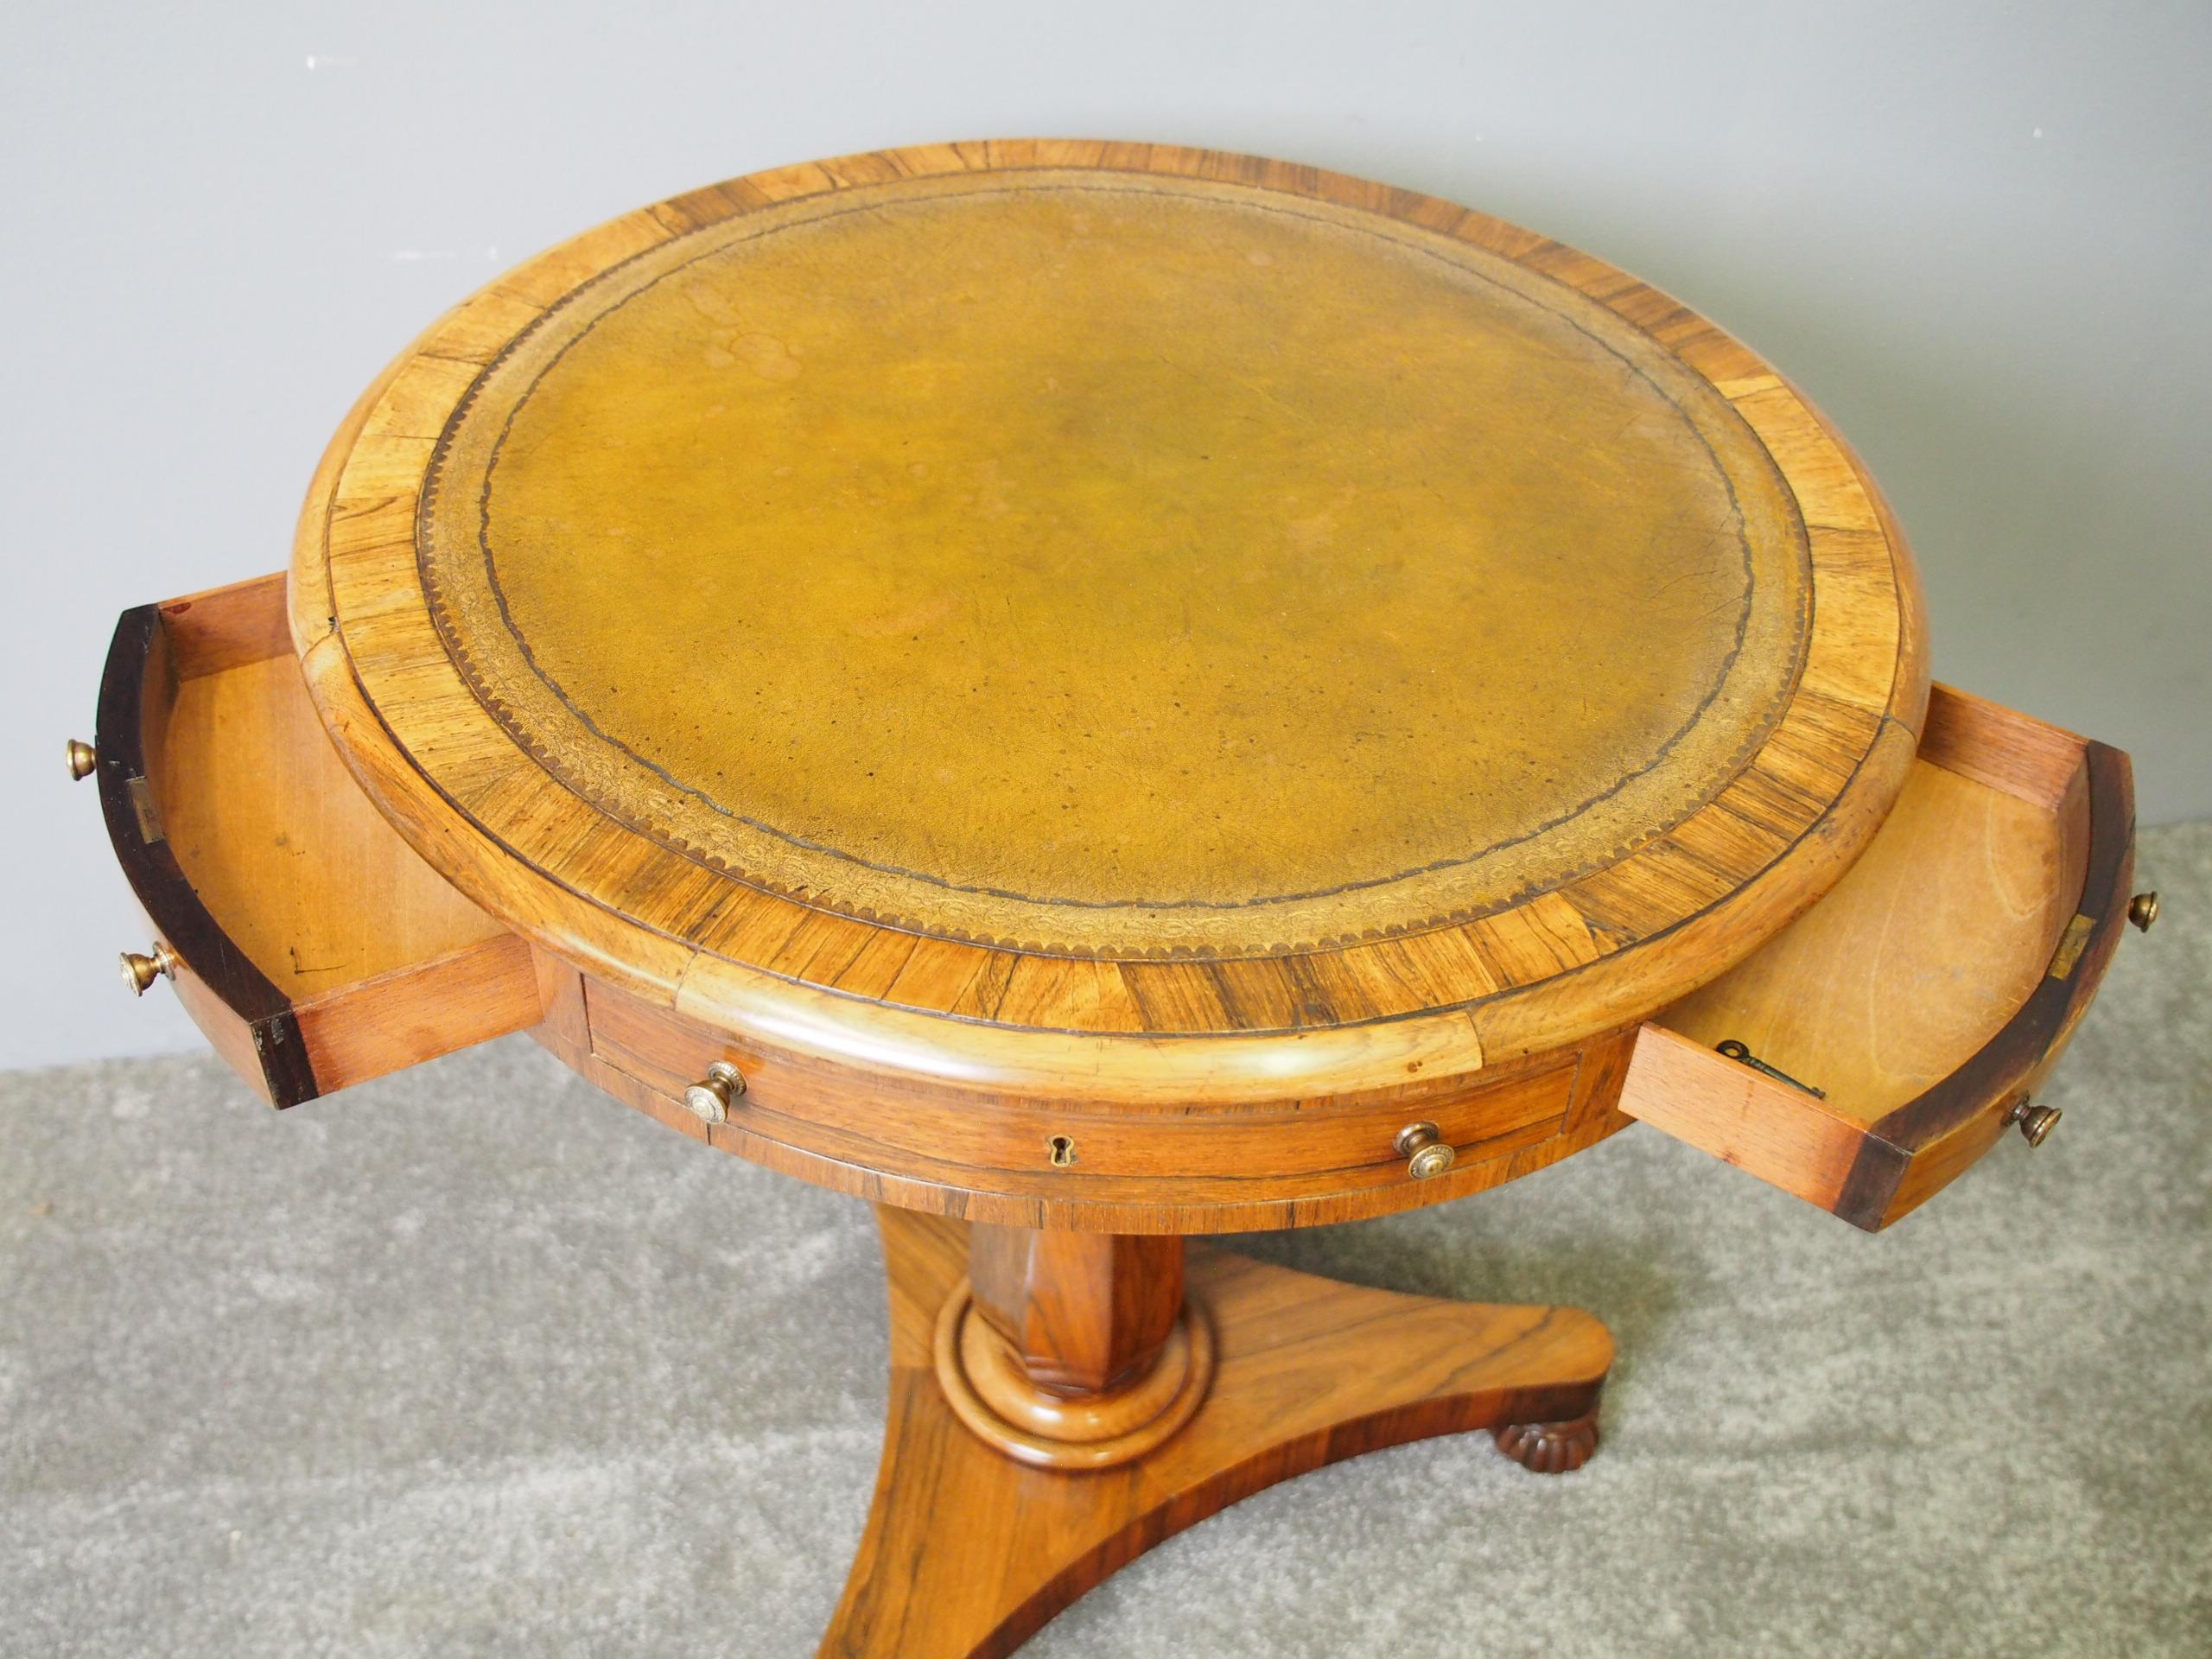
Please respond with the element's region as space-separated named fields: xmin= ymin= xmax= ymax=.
xmin=584 ymin=976 xmax=1611 ymax=1208
xmin=1622 ymin=683 xmax=2139 ymax=1230
xmin=90 ymin=575 xmax=539 ymax=1107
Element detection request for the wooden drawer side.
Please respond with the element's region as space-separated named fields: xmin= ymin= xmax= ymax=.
xmin=1621 ymin=683 xmax=2136 ymax=1230
xmin=98 ymin=595 xmax=316 ymax=1103
xmin=93 ymin=575 xmax=540 ymax=1106
xmin=1839 ymin=738 xmax=2133 ymax=1227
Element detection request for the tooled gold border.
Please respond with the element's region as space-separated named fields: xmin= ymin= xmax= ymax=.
xmin=414 ymin=170 xmax=1813 ymax=958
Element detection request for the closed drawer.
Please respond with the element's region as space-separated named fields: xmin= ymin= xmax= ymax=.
xmin=584 ymin=976 xmax=1607 ymax=1201
xmin=89 ymin=574 xmax=541 ymax=1106
xmin=1619 ymin=683 xmax=2139 ymax=1230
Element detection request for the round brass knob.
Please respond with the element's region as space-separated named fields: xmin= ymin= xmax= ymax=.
xmin=1395 ymin=1122 xmax=1456 ymax=1180
xmin=2128 ymin=892 xmax=2159 ymax=932
xmin=2007 ymin=1097 xmax=2060 ymax=1147
xmin=119 ymin=943 xmax=181 ymax=996
xmin=683 ymin=1059 xmax=747 ymax=1124
xmin=66 ymin=738 xmax=97 ymax=781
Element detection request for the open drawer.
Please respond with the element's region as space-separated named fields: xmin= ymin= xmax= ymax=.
xmin=87 ymin=573 xmax=541 ymax=1106
xmin=1619 ymin=683 xmax=2141 ymax=1230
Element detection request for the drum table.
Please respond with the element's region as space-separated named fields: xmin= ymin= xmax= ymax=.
xmin=79 ymin=143 xmax=2153 ymax=1657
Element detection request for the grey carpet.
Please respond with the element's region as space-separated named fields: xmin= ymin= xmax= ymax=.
xmin=4 ymin=821 xmax=2208 ymax=1658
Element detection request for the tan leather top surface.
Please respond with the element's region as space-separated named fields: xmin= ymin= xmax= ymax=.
xmin=418 ymin=171 xmax=1809 ymax=958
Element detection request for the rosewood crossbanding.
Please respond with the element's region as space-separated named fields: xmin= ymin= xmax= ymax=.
xmin=295 ymin=142 xmax=1927 ymax=1100
xmin=416 ymin=173 xmax=1815 ymax=959
xmin=78 ymin=141 xmax=2149 ymax=1659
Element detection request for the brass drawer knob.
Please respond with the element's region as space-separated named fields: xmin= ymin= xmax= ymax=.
xmin=119 ymin=943 xmax=181 ymax=996
xmin=1395 ymin=1122 xmax=1456 ymax=1180
xmin=683 ymin=1059 xmax=747 ymax=1124
xmin=2007 ymin=1097 xmax=2060 ymax=1147
xmin=67 ymin=738 xmax=97 ymax=781
xmin=2128 ymin=892 xmax=2159 ymax=932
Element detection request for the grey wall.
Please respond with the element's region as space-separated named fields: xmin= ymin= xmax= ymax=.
xmin=6 ymin=1 xmax=2207 ymax=1069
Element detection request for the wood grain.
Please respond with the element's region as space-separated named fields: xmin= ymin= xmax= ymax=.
xmin=1621 ymin=685 xmax=2135 ymax=1229
xmin=94 ymin=578 xmax=540 ymax=1106
xmin=419 ymin=172 xmax=1814 ymax=960
xmin=158 ymin=653 xmax=513 ymax=1000
xmin=1917 ymin=680 xmax=2085 ymax=810
xmin=289 ymin=934 xmax=537 ymax=1096
xmin=1840 ymin=740 xmax=2133 ymax=1228
xmin=531 ymin=986 xmax=1636 ymax=1232
xmin=291 ymin=139 xmax=1929 ymax=1111
xmin=968 ymin=1226 xmax=1184 ymax=1394
xmin=821 ymin=1206 xmax=1611 ymax=1657
xmin=159 ymin=572 xmax=296 ymax=680
xmin=96 ymin=147 xmax=2137 ymax=1247
xmin=580 ymin=974 xmax=1630 ymax=1230
xmin=1659 ymin=741 xmax=2082 ymax=1122
xmin=1616 ymin=1024 xmax=1872 ymax=1212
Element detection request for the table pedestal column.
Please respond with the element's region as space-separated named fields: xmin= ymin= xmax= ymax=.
xmin=819 ymin=1208 xmax=1615 ymax=1659
xmin=936 ymin=1226 xmax=1215 ymax=1471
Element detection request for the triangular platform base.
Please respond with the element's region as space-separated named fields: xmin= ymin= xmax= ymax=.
xmin=820 ymin=1208 xmax=1613 ymax=1658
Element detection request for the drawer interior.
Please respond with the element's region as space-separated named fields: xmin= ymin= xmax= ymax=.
xmin=1620 ymin=684 xmax=2133 ymax=1230
xmin=98 ymin=574 xmax=539 ymax=1105
xmin=158 ymin=652 xmax=513 ymax=1004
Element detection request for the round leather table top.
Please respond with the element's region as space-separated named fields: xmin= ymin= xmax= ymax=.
xmin=294 ymin=142 xmax=1926 ymax=1095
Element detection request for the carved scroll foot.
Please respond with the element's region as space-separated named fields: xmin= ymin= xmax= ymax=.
xmin=1492 ymin=1408 xmax=1602 ymax=1474
xmin=819 ymin=1207 xmax=1613 ymax=1658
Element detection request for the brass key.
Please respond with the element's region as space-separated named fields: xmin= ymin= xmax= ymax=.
xmin=1715 ymin=1039 xmax=1825 ymax=1099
